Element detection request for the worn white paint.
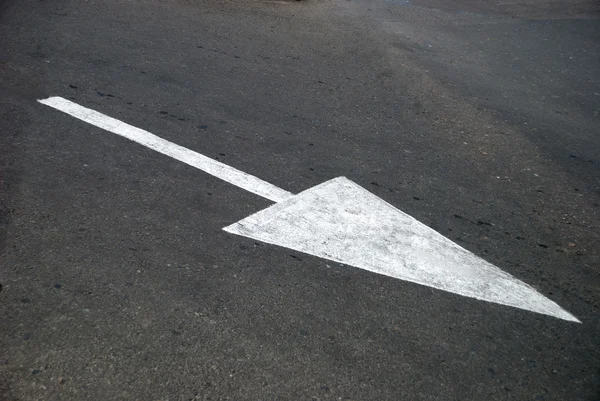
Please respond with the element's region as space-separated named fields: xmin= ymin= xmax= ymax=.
xmin=39 ymin=97 xmax=579 ymax=322
xmin=38 ymin=97 xmax=292 ymax=203
xmin=225 ymin=177 xmax=580 ymax=322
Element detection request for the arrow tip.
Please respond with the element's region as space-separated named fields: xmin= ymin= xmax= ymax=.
xmin=225 ymin=177 xmax=580 ymax=323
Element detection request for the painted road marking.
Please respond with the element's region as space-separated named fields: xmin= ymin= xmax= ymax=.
xmin=38 ymin=97 xmax=292 ymax=203
xmin=225 ymin=177 xmax=580 ymax=323
xmin=39 ymin=96 xmax=580 ymax=323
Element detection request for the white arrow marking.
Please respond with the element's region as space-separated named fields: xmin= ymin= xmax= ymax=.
xmin=39 ymin=96 xmax=580 ymax=323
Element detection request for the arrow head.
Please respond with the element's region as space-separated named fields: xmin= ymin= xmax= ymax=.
xmin=224 ymin=177 xmax=579 ymax=323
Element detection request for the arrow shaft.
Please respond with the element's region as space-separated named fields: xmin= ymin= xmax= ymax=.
xmin=38 ymin=97 xmax=293 ymax=203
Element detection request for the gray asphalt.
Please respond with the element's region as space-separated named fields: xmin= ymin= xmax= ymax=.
xmin=1 ymin=0 xmax=599 ymax=400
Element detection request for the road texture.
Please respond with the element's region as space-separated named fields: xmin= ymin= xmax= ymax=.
xmin=1 ymin=0 xmax=599 ymax=400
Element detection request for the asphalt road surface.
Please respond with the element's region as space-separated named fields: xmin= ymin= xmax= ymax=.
xmin=1 ymin=0 xmax=599 ymax=400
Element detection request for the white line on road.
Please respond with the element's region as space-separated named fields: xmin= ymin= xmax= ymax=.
xmin=38 ymin=96 xmax=293 ymax=203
